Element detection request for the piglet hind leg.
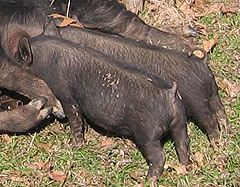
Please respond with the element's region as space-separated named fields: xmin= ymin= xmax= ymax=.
xmin=133 ymin=131 xmax=165 ymax=181
xmin=62 ymin=103 xmax=85 ymax=147
xmin=170 ymin=122 xmax=191 ymax=166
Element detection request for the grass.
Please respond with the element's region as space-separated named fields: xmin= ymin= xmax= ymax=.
xmin=0 ymin=0 xmax=240 ymax=186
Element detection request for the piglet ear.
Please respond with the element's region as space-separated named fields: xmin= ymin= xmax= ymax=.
xmin=42 ymin=19 xmax=61 ymax=37
xmin=18 ymin=37 xmax=32 ymax=65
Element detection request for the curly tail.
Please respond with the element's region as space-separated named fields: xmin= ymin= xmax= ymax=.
xmin=188 ymin=47 xmax=208 ymax=65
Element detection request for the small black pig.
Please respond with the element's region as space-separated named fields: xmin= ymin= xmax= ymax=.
xmin=66 ymin=0 xmax=197 ymax=51
xmin=57 ymin=26 xmax=227 ymax=141
xmin=0 ymin=0 xmax=195 ymax=53
xmin=13 ymin=35 xmax=191 ymax=179
xmin=0 ymin=97 xmax=52 ymax=133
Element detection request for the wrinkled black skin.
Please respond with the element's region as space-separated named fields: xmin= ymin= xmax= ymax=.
xmin=65 ymin=0 xmax=193 ymax=51
xmin=58 ymin=26 xmax=227 ymax=140
xmin=17 ymin=35 xmax=190 ymax=179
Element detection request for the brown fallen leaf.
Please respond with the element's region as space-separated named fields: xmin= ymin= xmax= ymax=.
xmin=179 ymin=1 xmax=236 ymax=19
xmin=175 ymin=165 xmax=188 ymax=175
xmin=49 ymin=14 xmax=66 ymax=19
xmin=35 ymin=142 xmax=52 ymax=152
xmin=221 ymin=79 xmax=240 ymax=98
xmin=1 ymin=134 xmax=12 ymax=143
xmin=48 ymin=171 xmax=67 ymax=182
xmin=193 ymin=0 xmax=210 ymax=8
xmin=179 ymin=2 xmax=194 ymax=16
xmin=221 ymin=6 xmax=240 ymax=14
xmin=32 ymin=161 xmax=52 ymax=172
xmin=164 ymin=162 xmax=189 ymax=175
xmin=50 ymin=123 xmax=65 ymax=134
xmin=203 ymin=33 xmax=219 ymax=52
xmin=69 ymin=23 xmax=83 ymax=28
xmin=49 ymin=14 xmax=83 ymax=28
xmin=194 ymin=152 xmax=204 ymax=166
xmin=206 ymin=3 xmax=224 ymax=15
xmin=101 ymin=138 xmax=113 ymax=147
xmin=214 ymin=156 xmax=227 ymax=172
xmin=100 ymin=138 xmax=117 ymax=150
xmin=130 ymin=172 xmax=142 ymax=183
xmin=59 ymin=17 xmax=76 ymax=27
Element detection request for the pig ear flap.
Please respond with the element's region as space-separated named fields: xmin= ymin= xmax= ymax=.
xmin=42 ymin=19 xmax=61 ymax=38
xmin=18 ymin=37 xmax=32 ymax=65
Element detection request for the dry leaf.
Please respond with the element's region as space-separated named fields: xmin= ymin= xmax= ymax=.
xmin=1 ymin=134 xmax=12 ymax=143
xmin=221 ymin=6 xmax=240 ymax=14
xmin=35 ymin=142 xmax=51 ymax=152
xmin=130 ymin=172 xmax=142 ymax=183
xmin=49 ymin=14 xmax=83 ymax=28
xmin=203 ymin=33 xmax=219 ymax=52
xmin=49 ymin=14 xmax=66 ymax=19
xmin=59 ymin=17 xmax=76 ymax=27
xmin=179 ymin=2 xmax=194 ymax=16
xmin=100 ymin=138 xmax=117 ymax=150
xmin=193 ymin=0 xmax=210 ymax=8
xmin=101 ymin=138 xmax=113 ymax=147
xmin=69 ymin=23 xmax=83 ymax=28
xmin=50 ymin=123 xmax=64 ymax=134
xmin=179 ymin=1 xmax=235 ymax=19
xmin=48 ymin=171 xmax=67 ymax=182
xmin=221 ymin=79 xmax=240 ymax=98
xmin=32 ymin=161 xmax=52 ymax=172
xmin=207 ymin=3 xmax=224 ymax=15
xmin=175 ymin=165 xmax=188 ymax=175
xmin=164 ymin=162 xmax=189 ymax=175
xmin=195 ymin=152 xmax=204 ymax=166
xmin=215 ymin=157 xmax=227 ymax=172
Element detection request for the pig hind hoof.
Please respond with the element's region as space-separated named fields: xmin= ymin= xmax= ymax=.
xmin=52 ymin=107 xmax=66 ymax=119
xmin=36 ymin=106 xmax=53 ymax=121
xmin=29 ymin=97 xmax=48 ymax=110
xmin=147 ymin=176 xmax=158 ymax=187
xmin=70 ymin=137 xmax=84 ymax=148
xmin=210 ymin=138 xmax=221 ymax=148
